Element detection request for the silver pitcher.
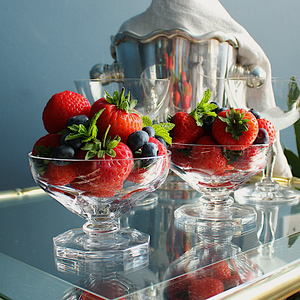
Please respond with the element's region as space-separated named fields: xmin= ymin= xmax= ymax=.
xmin=109 ymin=29 xmax=249 ymax=113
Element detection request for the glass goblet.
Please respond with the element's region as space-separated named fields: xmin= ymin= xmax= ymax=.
xmin=28 ymin=151 xmax=170 ymax=271
xmin=74 ymin=76 xmax=171 ymax=123
xmin=226 ymin=76 xmax=300 ymax=205
xmin=170 ymin=143 xmax=270 ymax=235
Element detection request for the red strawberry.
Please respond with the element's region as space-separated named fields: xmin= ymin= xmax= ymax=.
xmin=41 ymin=162 xmax=77 ymax=186
xmin=182 ymin=93 xmax=192 ymax=110
xmin=190 ymin=135 xmax=231 ymax=175
xmin=188 ymin=277 xmax=224 ymax=300
xmin=201 ymin=261 xmax=232 ymax=281
xmin=257 ymin=118 xmax=276 ymax=144
xmin=171 ymin=112 xmax=205 ymax=145
xmin=126 ymin=137 xmax=169 ymax=183
xmin=149 ymin=136 xmax=168 ymax=156
xmin=31 ymin=133 xmax=77 ymax=186
xmin=71 ymin=142 xmax=133 ymax=197
xmin=228 ymin=145 xmax=267 ymax=171
xmin=79 ymin=280 xmax=126 ymax=300
xmin=174 ymin=88 xmax=181 ymax=107
xmin=43 ymin=91 xmax=91 ymax=133
xmin=170 ymin=146 xmax=192 ymax=169
xmin=32 ymin=133 xmax=61 ymax=156
xmin=212 ymin=108 xmax=259 ymax=150
xmin=89 ymin=88 xmax=143 ymax=143
xmin=223 ymin=274 xmax=243 ymax=289
xmin=165 ymin=272 xmax=197 ymax=300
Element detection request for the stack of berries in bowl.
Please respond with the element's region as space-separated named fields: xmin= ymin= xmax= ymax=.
xmin=163 ymin=254 xmax=261 ymax=300
xmin=29 ymin=89 xmax=171 ymax=210
xmin=169 ymin=90 xmax=275 ymax=192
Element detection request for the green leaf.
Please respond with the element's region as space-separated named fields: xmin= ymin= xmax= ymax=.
xmin=287 ymin=76 xmax=300 ymax=110
xmin=294 ymin=119 xmax=300 ymax=157
xmin=105 ymin=148 xmax=116 ymax=157
xmin=288 ymin=232 xmax=300 ymax=248
xmin=153 ymin=124 xmax=173 ymax=145
xmin=219 ymin=108 xmax=249 ymax=141
xmin=34 ymin=145 xmax=54 ymax=157
xmin=142 ymin=116 xmax=153 ymax=127
xmin=157 ymin=122 xmax=175 ymax=132
xmin=190 ymin=89 xmax=216 ymax=126
xmin=284 ymin=147 xmax=300 ymax=177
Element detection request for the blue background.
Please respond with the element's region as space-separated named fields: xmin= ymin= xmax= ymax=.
xmin=1 ymin=0 xmax=299 ymax=191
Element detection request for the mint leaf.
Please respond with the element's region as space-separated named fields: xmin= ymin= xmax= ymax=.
xmin=190 ymin=89 xmax=217 ymax=126
xmin=142 ymin=116 xmax=153 ymax=127
xmin=153 ymin=123 xmax=173 ymax=145
xmin=158 ymin=122 xmax=175 ymax=132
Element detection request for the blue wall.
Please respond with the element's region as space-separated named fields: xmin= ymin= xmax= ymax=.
xmin=1 ymin=0 xmax=300 ymax=191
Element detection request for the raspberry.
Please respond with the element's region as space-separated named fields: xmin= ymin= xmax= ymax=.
xmin=42 ymin=91 xmax=91 ymax=133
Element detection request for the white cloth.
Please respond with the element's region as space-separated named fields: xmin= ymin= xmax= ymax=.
xmin=118 ymin=0 xmax=292 ymax=178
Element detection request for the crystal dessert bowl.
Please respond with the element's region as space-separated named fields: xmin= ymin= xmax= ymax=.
xmin=28 ymin=151 xmax=170 ymax=271
xmin=74 ymin=75 xmax=171 ymax=123
xmin=169 ymin=142 xmax=270 ymax=235
xmin=225 ymin=76 xmax=300 ymax=205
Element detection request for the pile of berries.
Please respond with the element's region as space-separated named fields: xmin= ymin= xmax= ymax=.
xmin=164 ymin=258 xmax=257 ymax=300
xmin=31 ymin=89 xmax=171 ymax=197
xmin=169 ymin=90 xmax=276 ymax=175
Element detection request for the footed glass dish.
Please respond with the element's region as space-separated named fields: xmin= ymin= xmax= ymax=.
xmin=28 ymin=151 xmax=170 ymax=271
xmin=169 ymin=142 xmax=270 ymax=235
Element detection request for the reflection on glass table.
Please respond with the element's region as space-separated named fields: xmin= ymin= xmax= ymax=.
xmin=1 ymin=184 xmax=300 ymax=299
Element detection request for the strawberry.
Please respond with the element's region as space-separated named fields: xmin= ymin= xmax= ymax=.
xmin=200 ymin=261 xmax=232 ymax=281
xmin=70 ymin=139 xmax=133 ymax=197
xmin=41 ymin=162 xmax=77 ymax=186
xmin=170 ymin=90 xmax=217 ymax=146
xmin=42 ymin=91 xmax=91 ymax=133
xmin=149 ymin=136 xmax=168 ymax=156
xmin=212 ymin=108 xmax=259 ymax=150
xmin=79 ymin=280 xmax=126 ymax=300
xmin=165 ymin=272 xmax=197 ymax=300
xmin=126 ymin=136 xmax=169 ymax=183
xmin=71 ymin=141 xmax=133 ymax=197
xmin=170 ymin=146 xmax=192 ymax=169
xmin=182 ymin=93 xmax=192 ymax=110
xmin=188 ymin=277 xmax=224 ymax=300
xmin=174 ymin=88 xmax=181 ymax=107
xmin=31 ymin=133 xmax=77 ymax=186
xmin=170 ymin=111 xmax=204 ymax=145
xmin=257 ymin=118 xmax=276 ymax=144
xmin=190 ymin=135 xmax=231 ymax=175
xmin=226 ymin=146 xmax=266 ymax=171
xmin=32 ymin=133 xmax=61 ymax=156
xmin=89 ymin=88 xmax=143 ymax=143
xmin=223 ymin=274 xmax=243 ymax=289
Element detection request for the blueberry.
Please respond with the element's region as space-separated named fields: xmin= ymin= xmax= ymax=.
xmin=141 ymin=142 xmax=159 ymax=167
xmin=202 ymin=115 xmax=215 ymax=131
xmin=66 ymin=115 xmax=90 ymax=128
xmin=215 ymin=106 xmax=226 ymax=114
xmin=51 ymin=145 xmax=75 ymax=165
xmin=254 ymin=128 xmax=269 ymax=144
xmin=249 ymin=108 xmax=261 ymax=119
xmin=127 ymin=130 xmax=149 ymax=152
xmin=142 ymin=142 xmax=159 ymax=157
xmin=142 ymin=126 xmax=155 ymax=137
xmin=61 ymin=134 xmax=83 ymax=151
xmin=155 ymin=135 xmax=167 ymax=148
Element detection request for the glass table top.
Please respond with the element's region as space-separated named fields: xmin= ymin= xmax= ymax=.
xmin=1 ymin=177 xmax=300 ymax=300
